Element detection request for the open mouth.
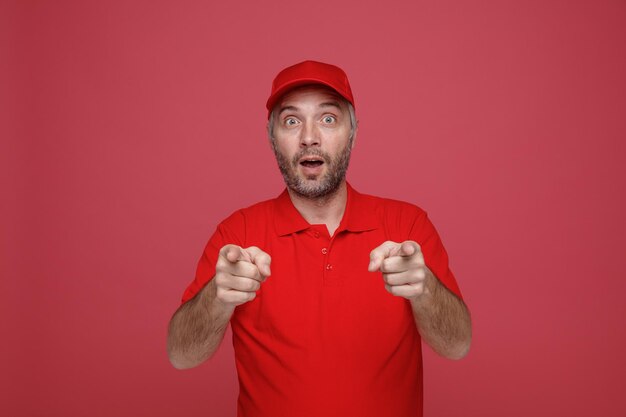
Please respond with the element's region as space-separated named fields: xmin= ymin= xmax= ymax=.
xmin=299 ymin=158 xmax=324 ymax=168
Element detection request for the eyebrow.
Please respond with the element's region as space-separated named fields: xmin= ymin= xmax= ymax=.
xmin=278 ymin=105 xmax=298 ymax=116
xmin=277 ymin=101 xmax=343 ymax=116
xmin=319 ymin=101 xmax=342 ymax=110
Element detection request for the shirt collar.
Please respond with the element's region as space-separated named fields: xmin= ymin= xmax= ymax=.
xmin=274 ymin=182 xmax=379 ymax=236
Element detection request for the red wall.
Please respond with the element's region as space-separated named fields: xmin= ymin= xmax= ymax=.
xmin=3 ymin=1 xmax=625 ymax=416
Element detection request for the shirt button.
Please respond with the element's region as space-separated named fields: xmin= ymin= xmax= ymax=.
xmin=326 ymin=264 xmax=333 ymax=270
xmin=313 ymin=231 xmax=320 ymax=238
xmin=321 ymin=248 xmax=328 ymax=255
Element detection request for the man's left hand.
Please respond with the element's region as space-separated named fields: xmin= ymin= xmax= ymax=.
xmin=368 ymin=240 xmax=431 ymax=301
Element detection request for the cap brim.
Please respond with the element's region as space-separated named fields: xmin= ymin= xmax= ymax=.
xmin=265 ymin=78 xmax=348 ymax=115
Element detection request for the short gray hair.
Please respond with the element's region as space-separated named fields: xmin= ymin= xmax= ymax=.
xmin=267 ymin=100 xmax=357 ymax=142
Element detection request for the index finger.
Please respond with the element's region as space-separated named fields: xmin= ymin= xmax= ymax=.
xmin=398 ymin=241 xmax=425 ymax=264
xmin=368 ymin=241 xmax=400 ymax=272
xmin=245 ymin=246 xmax=272 ymax=278
xmin=398 ymin=241 xmax=417 ymax=257
xmin=220 ymin=245 xmax=252 ymax=263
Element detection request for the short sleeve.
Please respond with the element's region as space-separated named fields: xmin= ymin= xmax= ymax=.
xmin=409 ymin=211 xmax=463 ymax=300
xmin=180 ymin=210 xmax=246 ymax=304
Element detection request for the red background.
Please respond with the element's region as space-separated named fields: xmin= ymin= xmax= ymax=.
xmin=3 ymin=1 xmax=625 ymax=416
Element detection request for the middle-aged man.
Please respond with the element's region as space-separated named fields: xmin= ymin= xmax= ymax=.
xmin=167 ymin=60 xmax=472 ymax=417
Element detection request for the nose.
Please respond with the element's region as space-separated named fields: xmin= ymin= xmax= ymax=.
xmin=299 ymin=120 xmax=320 ymax=148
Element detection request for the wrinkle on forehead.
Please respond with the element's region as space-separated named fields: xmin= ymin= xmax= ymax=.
xmin=278 ymin=101 xmax=342 ymax=116
xmin=277 ymin=85 xmax=346 ymax=110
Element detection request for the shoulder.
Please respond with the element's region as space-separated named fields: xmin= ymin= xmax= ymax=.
xmin=355 ymin=189 xmax=427 ymax=224
xmin=349 ymin=187 xmax=432 ymax=242
xmin=217 ymin=195 xmax=278 ymax=236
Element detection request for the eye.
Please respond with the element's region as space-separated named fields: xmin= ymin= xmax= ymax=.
xmin=322 ymin=115 xmax=336 ymax=124
xmin=284 ymin=117 xmax=299 ymax=126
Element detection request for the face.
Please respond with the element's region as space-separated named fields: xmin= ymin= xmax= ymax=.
xmin=269 ymin=85 xmax=356 ymax=199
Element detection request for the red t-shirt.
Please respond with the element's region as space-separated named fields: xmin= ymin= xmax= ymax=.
xmin=182 ymin=183 xmax=462 ymax=417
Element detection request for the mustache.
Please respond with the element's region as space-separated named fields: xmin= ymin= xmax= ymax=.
xmin=291 ymin=148 xmax=331 ymax=166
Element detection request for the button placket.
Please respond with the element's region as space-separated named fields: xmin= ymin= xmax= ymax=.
xmin=324 ymin=237 xmax=334 ymax=279
xmin=313 ymin=227 xmax=332 ymax=277
xmin=323 ymin=243 xmax=332 ymax=275
xmin=323 ymin=232 xmax=347 ymax=286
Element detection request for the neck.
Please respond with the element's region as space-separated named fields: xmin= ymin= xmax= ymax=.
xmin=287 ymin=181 xmax=348 ymax=237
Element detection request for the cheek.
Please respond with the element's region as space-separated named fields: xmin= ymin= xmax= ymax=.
xmin=272 ymin=135 xmax=292 ymax=152
xmin=279 ymin=142 xmax=297 ymax=156
xmin=273 ymin=141 xmax=298 ymax=163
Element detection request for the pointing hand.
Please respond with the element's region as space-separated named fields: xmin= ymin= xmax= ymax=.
xmin=214 ymin=245 xmax=272 ymax=307
xmin=368 ymin=240 xmax=431 ymax=301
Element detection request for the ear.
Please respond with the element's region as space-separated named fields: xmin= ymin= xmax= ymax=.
xmin=266 ymin=123 xmax=274 ymax=146
xmin=350 ymin=120 xmax=359 ymax=149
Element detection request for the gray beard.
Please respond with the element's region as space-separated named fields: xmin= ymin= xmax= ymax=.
xmin=271 ymin=138 xmax=353 ymax=200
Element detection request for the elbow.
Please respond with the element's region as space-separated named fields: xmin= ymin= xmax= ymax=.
xmin=168 ymin=349 xmax=190 ymax=370
xmin=433 ymin=324 xmax=472 ymax=360
xmin=167 ymin=344 xmax=190 ymax=370
xmin=169 ymin=356 xmax=197 ymax=370
xmin=445 ymin=338 xmax=471 ymax=360
xmin=444 ymin=328 xmax=472 ymax=360
xmin=167 ymin=347 xmax=207 ymax=370
xmin=446 ymin=307 xmax=472 ymax=360
xmin=167 ymin=336 xmax=209 ymax=370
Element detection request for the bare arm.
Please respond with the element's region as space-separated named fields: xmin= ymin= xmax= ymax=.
xmin=410 ymin=268 xmax=471 ymax=359
xmin=167 ymin=245 xmax=272 ymax=370
xmin=167 ymin=279 xmax=235 ymax=369
xmin=369 ymin=240 xmax=472 ymax=360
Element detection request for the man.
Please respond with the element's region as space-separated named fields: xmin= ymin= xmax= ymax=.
xmin=167 ymin=60 xmax=472 ymax=417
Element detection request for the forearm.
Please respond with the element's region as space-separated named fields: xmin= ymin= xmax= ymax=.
xmin=410 ymin=271 xmax=472 ymax=360
xmin=167 ymin=279 xmax=234 ymax=369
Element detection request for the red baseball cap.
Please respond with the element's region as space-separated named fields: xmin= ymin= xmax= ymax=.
xmin=266 ymin=60 xmax=355 ymax=118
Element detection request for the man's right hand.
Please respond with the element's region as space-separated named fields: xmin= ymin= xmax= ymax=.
xmin=214 ymin=244 xmax=271 ymax=307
